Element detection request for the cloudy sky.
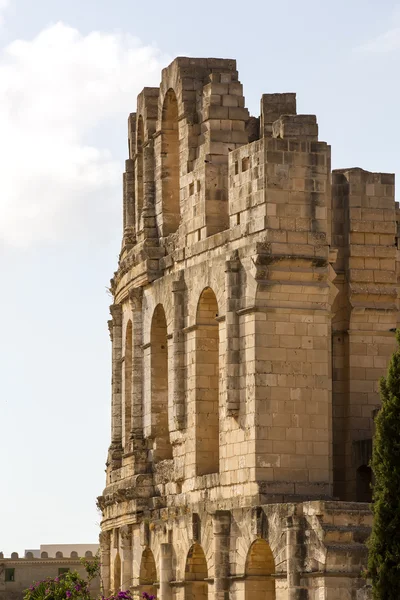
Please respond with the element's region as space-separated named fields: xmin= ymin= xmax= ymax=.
xmin=0 ymin=0 xmax=399 ymax=556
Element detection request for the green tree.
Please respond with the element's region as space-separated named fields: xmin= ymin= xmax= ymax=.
xmin=368 ymin=330 xmax=400 ymax=599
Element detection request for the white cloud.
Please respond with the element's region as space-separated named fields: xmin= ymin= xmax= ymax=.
xmin=0 ymin=0 xmax=8 ymax=25
xmin=356 ymin=26 xmax=400 ymax=54
xmin=0 ymin=23 xmax=168 ymax=247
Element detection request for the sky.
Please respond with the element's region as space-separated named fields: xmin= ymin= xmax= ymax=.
xmin=0 ymin=0 xmax=399 ymax=556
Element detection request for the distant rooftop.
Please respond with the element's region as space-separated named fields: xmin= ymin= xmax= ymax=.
xmin=0 ymin=543 xmax=99 ymax=560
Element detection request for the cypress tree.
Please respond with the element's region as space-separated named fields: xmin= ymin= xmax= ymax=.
xmin=368 ymin=330 xmax=400 ymax=600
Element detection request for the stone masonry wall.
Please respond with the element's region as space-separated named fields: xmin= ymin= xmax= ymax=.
xmin=98 ymin=57 xmax=396 ymax=600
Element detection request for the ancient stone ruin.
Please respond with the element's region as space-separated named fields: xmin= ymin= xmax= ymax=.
xmin=97 ymin=57 xmax=398 ymax=599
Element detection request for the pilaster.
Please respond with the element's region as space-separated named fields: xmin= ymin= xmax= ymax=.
xmin=224 ymin=253 xmax=241 ymax=417
xmin=108 ymin=304 xmax=123 ymax=471
xmin=172 ymin=273 xmax=186 ymax=430
xmin=213 ymin=511 xmax=231 ymax=600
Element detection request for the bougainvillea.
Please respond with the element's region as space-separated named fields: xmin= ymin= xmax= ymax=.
xmin=24 ymin=555 xmax=153 ymax=600
xmin=24 ymin=571 xmax=91 ymax=600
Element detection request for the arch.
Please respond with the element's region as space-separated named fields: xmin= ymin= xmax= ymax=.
xmin=113 ymin=552 xmax=121 ymax=593
xmin=195 ymin=288 xmax=220 ymax=475
xmin=136 ymin=115 xmax=144 ymax=228
xmin=85 ymin=550 xmax=93 ymax=558
xmin=123 ymin=320 xmax=133 ymax=449
xmin=56 ymin=551 xmax=63 ymax=559
xmin=184 ymin=544 xmax=208 ymax=600
xmin=70 ymin=551 xmax=78 ymax=558
xmin=161 ymin=89 xmax=181 ymax=235
xmin=41 ymin=552 xmax=48 ymax=559
xmin=356 ymin=465 xmax=372 ymax=502
xmin=139 ymin=547 xmax=157 ymax=599
xmin=150 ymin=305 xmax=172 ymax=461
xmin=245 ymin=539 xmax=276 ymax=600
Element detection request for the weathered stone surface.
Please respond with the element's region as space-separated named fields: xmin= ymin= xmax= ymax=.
xmin=99 ymin=57 xmax=395 ymax=600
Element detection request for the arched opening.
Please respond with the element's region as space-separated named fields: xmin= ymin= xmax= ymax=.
xmin=113 ymin=552 xmax=121 ymax=594
xmin=161 ymin=89 xmax=180 ymax=235
xmin=123 ymin=320 xmax=133 ymax=449
xmin=195 ymin=288 xmax=219 ymax=475
xmin=245 ymin=539 xmax=276 ymax=600
xmin=139 ymin=547 xmax=157 ymax=599
xmin=184 ymin=544 xmax=208 ymax=600
xmin=151 ymin=305 xmax=172 ymax=461
xmin=356 ymin=465 xmax=372 ymax=502
xmin=136 ymin=116 xmax=144 ymax=228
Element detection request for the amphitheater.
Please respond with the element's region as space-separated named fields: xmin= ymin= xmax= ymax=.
xmin=97 ymin=57 xmax=399 ymax=600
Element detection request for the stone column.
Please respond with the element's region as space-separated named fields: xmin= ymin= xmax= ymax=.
xmin=100 ymin=530 xmax=111 ymax=596
xmin=286 ymin=515 xmax=304 ymax=600
xmin=129 ymin=289 xmax=143 ymax=438
xmin=160 ymin=543 xmax=173 ymax=600
xmin=137 ymin=139 xmax=158 ymax=242
xmin=128 ymin=288 xmax=148 ymax=474
xmin=172 ymin=273 xmax=186 ymax=430
xmin=124 ymin=158 xmax=136 ymax=229
xmin=225 ymin=252 xmax=240 ymax=417
xmin=213 ymin=511 xmax=231 ymax=600
xmin=108 ymin=304 xmax=123 ymax=469
xmin=121 ymin=525 xmax=133 ymax=591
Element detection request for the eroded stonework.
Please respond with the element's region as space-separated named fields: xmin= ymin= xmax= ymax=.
xmin=98 ymin=57 xmax=398 ymax=600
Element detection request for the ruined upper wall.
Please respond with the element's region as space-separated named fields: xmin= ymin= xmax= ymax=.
xmin=114 ymin=57 xmax=335 ymax=294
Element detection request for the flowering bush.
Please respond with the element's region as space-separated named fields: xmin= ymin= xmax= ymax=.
xmin=24 ymin=555 xmax=99 ymax=600
xmin=24 ymin=571 xmax=91 ymax=600
xmin=101 ymin=593 xmax=134 ymax=600
xmin=23 ymin=555 xmax=153 ymax=600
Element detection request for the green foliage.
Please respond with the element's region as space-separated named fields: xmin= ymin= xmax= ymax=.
xmin=23 ymin=552 xmax=136 ymax=600
xmin=368 ymin=330 xmax=400 ymax=600
xmin=80 ymin=552 xmax=100 ymax=582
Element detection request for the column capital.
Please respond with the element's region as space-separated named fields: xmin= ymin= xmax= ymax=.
xmin=225 ymin=249 xmax=240 ymax=272
xmin=172 ymin=271 xmax=186 ymax=293
xmin=99 ymin=530 xmax=111 ymax=551
xmin=213 ymin=511 xmax=231 ymax=536
xmin=120 ymin=524 xmax=132 ymax=549
xmin=129 ymin=287 xmax=143 ymax=311
xmin=109 ymin=303 xmax=123 ymax=325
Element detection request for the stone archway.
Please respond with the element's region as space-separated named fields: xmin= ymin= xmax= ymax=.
xmin=161 ymin=88 xmax=180 ymax=235
xmin=195 ymin=287 xmax=220 ymax=475
xmin=113 ymin=552 xmax=121 ymax=594
xmin=150 ymin=304 xmax=172 ymax=461
xmin=123 ymin=320 xmax=132 ymax=450
xmin=184 ymin=543 xmax=208 ymax=600
xmin=139 ymin=547 xmax=157 ymax=598
xmin=356 ymin=465 xmax=372 ymax=502
xmin=245 ymin=539 xmax=276 ymax=600
xmin=136 ymin=115 xmax=144 ymax=227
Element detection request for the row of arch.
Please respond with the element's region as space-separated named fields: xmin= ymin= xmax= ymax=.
xmin=136 ymin=89 xmax=181 ymax=236
xmin=122 ymin=287 xmax=220 ymax=476
xmin=113 ymin=539 xmax=276 ymax=599
xmin=22 ymin=550 xmax=94 ymax=559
